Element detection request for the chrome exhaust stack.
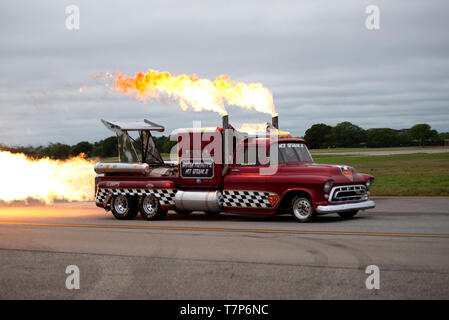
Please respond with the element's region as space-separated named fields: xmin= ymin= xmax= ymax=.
xmin=222 ymin=114 xmax=231 ymax=176
xmin=272 ymin=115 xmax=279 ymax=129
xmin=222 ymin=114 xmax=229 ymax=129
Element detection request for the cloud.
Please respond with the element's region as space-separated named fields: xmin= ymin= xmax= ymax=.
xmin=0 ymin=0 xmax=448 ymax=145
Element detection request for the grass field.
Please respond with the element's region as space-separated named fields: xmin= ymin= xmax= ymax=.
xmin=314 ymin=152 xmax=449 ymax=196
xmin=99 ymin=151 xmax=449 ymax=197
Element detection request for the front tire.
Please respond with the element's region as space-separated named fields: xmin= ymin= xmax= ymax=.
xmin=291 ymin=196 xmax=315 ymax=223
xmin=110 ymin=195 xmax=138 ymax=220
xmin=338 ymin=210 xmax=358 ymax=219
xmin=139 ymin=195 xmax=167 ymax=220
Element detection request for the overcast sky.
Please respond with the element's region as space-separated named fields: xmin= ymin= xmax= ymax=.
xmin=1 ymin=0 xmax=448 ymax=145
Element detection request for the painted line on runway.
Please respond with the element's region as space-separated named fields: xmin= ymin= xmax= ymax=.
xmin=1 ymin=221 xmax=449 ymax=238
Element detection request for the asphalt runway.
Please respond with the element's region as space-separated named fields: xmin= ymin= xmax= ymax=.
xmin=0 ymin=198 xmax=448 ymax=299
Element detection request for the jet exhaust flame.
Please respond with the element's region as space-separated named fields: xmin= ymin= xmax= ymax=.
xmin=114 ymin=69 xmax=276 ymax=116
xmin=237 ymin=123 xmax=290 ymax=136
xmin=238 ymin=123 xmax=271 ymax=133
xmin=0 ymin=70 xmax=276 ymax=205
xmin=0 ymin=151 xmax=95 ymax=204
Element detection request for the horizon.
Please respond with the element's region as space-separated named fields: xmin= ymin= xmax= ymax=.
xmin=1 ymin=120 xmax=447 ymax=149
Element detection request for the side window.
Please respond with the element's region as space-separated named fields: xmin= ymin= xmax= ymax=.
xmin=237 ymin=145 xmax=257 ymax=166
xmin=236 ymin=145 xmax=268 ymax=166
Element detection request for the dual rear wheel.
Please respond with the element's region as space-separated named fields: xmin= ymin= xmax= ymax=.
xmin=110 ymin=194 xmax=167 ymax=220
xmin=110 ymin=195 xmax=138 ymax=220
xmin=139 ymin=194 xmax=167 ymax=220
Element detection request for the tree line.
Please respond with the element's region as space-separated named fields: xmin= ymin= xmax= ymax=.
xmin=1 ymin=122 xmax=448 ymax=159
xmin=304 ymin=122 xmax=449 ymax=149
xmin=0 ymin=135 xmax=177 ymax=160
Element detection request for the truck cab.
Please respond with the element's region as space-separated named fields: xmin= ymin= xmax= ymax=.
xmin=94 ymin=117 xmax=375 ymax=222
xmin=224 ymin=136 xmax=375 ymax=221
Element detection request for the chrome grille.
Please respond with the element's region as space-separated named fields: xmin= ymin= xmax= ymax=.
xmin=329 ymin=185 xmax=367 ymax=203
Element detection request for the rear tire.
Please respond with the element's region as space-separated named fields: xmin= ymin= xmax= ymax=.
xmin=110 ymin=195 xmax=138 ymax=220
xmin=338 ymin=210 xmax=358 ymax=219
xmin=291 ymin=196 xmax=315 ymax=223
xmin=139 ymin=195 xmax=167 ymax=220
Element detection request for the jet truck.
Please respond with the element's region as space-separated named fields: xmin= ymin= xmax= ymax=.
xmin=94 ymin=115 xmax=375 ymax=222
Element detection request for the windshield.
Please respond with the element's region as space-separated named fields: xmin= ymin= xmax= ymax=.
xmin=236 ymin=141 xmax=313 ymax=166
xmin=278 ymin=142 xmax=313 ymax=163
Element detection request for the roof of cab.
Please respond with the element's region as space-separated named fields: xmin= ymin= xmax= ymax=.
xmin=241 ymin=136 xmax=307 ymax=146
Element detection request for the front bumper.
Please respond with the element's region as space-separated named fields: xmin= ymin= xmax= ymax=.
xmin=316 ymin=200 xmax=376 ymax=215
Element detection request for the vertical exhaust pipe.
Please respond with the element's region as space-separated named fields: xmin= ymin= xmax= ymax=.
xmin=222 ymin=115 xmax=230 ymax=176
xmin=222 ymin=115 xmax=229 ymax=129
xmin=272 ymin=115 xmax=279 ymax=129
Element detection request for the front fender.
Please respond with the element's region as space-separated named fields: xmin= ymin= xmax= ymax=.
xmin=279 ymin=186 xmax=327 ymax=211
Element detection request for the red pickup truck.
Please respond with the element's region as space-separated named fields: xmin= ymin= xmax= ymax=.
xmin=94 ymin=116 xmax=375 ymax=222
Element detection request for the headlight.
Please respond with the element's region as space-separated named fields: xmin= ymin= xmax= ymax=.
xmin=366 ymin=178 xmax=374 ymax=190
xmin=323 ymin=179 xmax=334 ymax=193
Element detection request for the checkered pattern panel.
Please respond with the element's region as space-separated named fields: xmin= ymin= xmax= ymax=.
xmin=95 ymin=188 xmax=110 ymax=204
xmin=96 ymin=188 xmax=177 ymax=205
xmin=222 ymin=190 xmax=276 ymax=208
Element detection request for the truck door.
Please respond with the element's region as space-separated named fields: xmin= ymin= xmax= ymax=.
xmin=222 ymin=140 xmax=279 ymax=212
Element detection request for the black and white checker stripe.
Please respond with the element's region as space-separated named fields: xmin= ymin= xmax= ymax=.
xmin=222 ymin=190 xmax=277 ymax=208
xmin=96 ymin=188 xmax=177 ymax=206
xmin=95 ymin=188 xmax=110 ymax=204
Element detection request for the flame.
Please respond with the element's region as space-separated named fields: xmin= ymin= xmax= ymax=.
xmin=238 ymin=123 xmax=270 ymax=133
xmin=238 ymin=123 xmax=290 ymax=136
xmin=213 ymin=75 xmax=276 ymax=116
xmin=114 ymin=69 xmax=276 ymax=116
xmin=0 ymin=151 xmax=95 ymax=204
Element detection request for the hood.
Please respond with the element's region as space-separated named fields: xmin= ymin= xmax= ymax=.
xmin=280 ymin=162 xmax=366 ymax=184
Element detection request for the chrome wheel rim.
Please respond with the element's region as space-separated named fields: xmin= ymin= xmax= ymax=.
xmin=293 ymin=198 xmax=312 ymax=220
xmin=114 ymin=195 xmax=128 ymax=215
xmin=142 ymin=196 xmax=157 ymax=214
